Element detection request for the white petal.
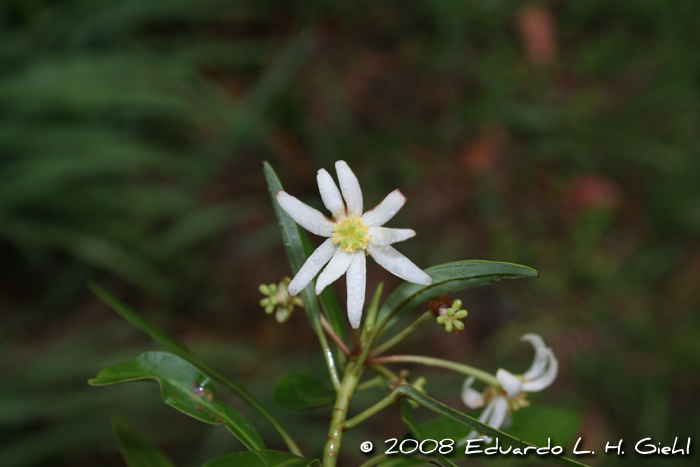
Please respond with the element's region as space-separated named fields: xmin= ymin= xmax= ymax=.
xmin=478 ymin=398 xmax=496 ymax=425
xmin=335 ymin=160 xmax=363 ymax=216
xmin=367 ymin=227 xmax=415 ymax=246
xmin=496 ymin=369 xmax=523 ymax=399
xmin=521 ymin=333 xmax=549 ymax=380
xmin=346 ymin=252 xmax=366 ymax=329
xmin=361 ymin=189 xmax=407 ymax=227
xmin=276 ymin=191 xmax=335 ymax=237
xmin=367 ymin=244 xmax=432 ymax=285
xmin=486 ymin=396 xmax=510 ymax=430
xmin=461 ymin=377 xmax=485 ymax=409
xmin=468 ymin=397 xmax=499 ymax=444
xmin=315 ymin=247 xmax=354 ymax=294
xmin=287 ymin=239 xmax=337 ymax=296
xmin=317 ymin=168 xmax=346 ymax=220
xmin=522 ymin=349 xmax=558 ymax=393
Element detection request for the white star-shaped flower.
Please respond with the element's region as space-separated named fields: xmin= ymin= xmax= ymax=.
xmin=460 ymin=333 xmax=558 ymax=442
xmin=276 ymin=160 xmax=432 ymax=329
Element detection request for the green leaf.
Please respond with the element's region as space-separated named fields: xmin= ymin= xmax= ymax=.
xmin=507 ymin=406 xmax=582 ymax=448
xmin=395 ymin=399 xmax=459 ymax=467
xmin=88 ymin=283 xmax=304 ymax=457
xmin=273 ymin=370 xmax=336 ymax=410
xmin=203 ymin=450 xmax=321 ymax=467
xmin=376 ymin=261 xmax=538 ymax=333
xmin=262 ymin=162 xmax=323 ymax=334
xmin=392 ymin=385 xmax=590 ymax=467
xmin=89 ymin=351 xmax=265 ymax=452
xmin=263 ymin=161 xmax=346 ymax=339
xmin=112 ymin=415 xmax=176 ymax=467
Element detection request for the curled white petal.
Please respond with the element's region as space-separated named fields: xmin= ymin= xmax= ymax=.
xmin=487 ymin=396 xmax=510 ymax=430
xmin=521 ymin=333 xmax=549 ymax=380
xmin=461 ymin=377 xmax=485 ymax=409
xmin=361 ymin=189 xmax=406 ymax=227
xmin=367 ymin=244 xmax=432 ymax=285
xmin=287 ymin=239 xmax=337 ymax=296
xmin=335 ymin=160 xmax=363 ymax=216
xmin=346 ymin=252 xmax=366 ymax=329
xmin=367 ymin=226 xmax=416 ymax=246
xmin=317 ymin=169 xmax=346 ymax=220
xmin=315 ymin=248 xmax=354 ymax=294
xmin=496 ymin=369 xmax=523 ymax=399
xmin=522 ymin=348 xmax=558 ymax=393
xmin=276 ymin=191 xmax=335 ymax=237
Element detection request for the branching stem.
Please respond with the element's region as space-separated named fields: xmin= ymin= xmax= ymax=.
xmin=371 ymin=355 xmax=499 ymax=386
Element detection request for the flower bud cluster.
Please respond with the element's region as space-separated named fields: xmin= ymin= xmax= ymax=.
xmin=259 ymin=277 xmax=304 ymax=323
xmin=435 ymin=299 xmax=468 ymax=332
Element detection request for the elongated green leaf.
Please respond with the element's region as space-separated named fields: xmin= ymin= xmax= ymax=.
xmin=263 ymin=161 xmax=346 ymax=338
xmin=262 ymin=162 xmax=322 ymax=334
xmin=89 ymin=352 xmax=265 ymax=451
xmin=393 ymin=385 xmax=590 ymax=467
xmin=377 ymin=261 xmax=538 ymax=332
xmin=414 ymin=406 xmax=582 ymax=460
xmin=88 ymin=283 xmax=303 ymax=457
xmin=112 ymin=415 xmax=176 ymax=467
xmin=263 ymin=162 xmax=343 ymax=389
xmin=395 ymin=399 xmax=458 ymax=467
xmin=273 ymin=371 xmax=336 ymax=410
xmin=203 ymin=450 xmax=321 ymax=467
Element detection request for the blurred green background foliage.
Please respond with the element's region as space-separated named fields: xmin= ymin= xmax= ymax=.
xmin=1 ymin=0 xmax=699 ymax=466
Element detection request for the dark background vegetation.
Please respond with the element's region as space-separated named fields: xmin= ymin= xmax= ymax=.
xmin=1 ymin=0 xmax=699 ymax=466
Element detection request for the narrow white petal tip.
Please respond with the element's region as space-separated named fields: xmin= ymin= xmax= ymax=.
xmin=496 ymin=368 xmax=523 ymax=398
xmin=316 ymin=169 xmax=346 ymax=220
xmin=361 ymin=189 xmax=407 ymax=227
xmin=461 ymin=377 xmax=485 ymax=409
xmin=521 ymin=333 xmax=547 ymax=350
xmin=276 ymin=191 xmax=335 ymax=237
xmin=335 ymin=160 xmax=363 ymax=216
xmin=286 ymin=282 xmax=302 ymax=296
xmin=348 ymin=309 xmax=362 ymax=329
xmin=522 ymin=351 xmax=558 ymax=393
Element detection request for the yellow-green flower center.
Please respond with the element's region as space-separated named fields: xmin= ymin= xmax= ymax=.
xmin=332 ymin=215 xmax=370 ymax=252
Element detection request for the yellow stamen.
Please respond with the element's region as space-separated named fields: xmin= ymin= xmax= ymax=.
xmin=332 ymin=215 xmax=370 ymax=252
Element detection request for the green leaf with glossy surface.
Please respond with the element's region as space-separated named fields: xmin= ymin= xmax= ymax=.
xmin=376 ymin=261 xmax=538 ymax=333
xmin=112 ymin=415 xmax=176 ymax=467
xmin=273 ymin=370 xmax=336 ymax=410
xmin=392 ymin=385 xmax=590 ymax=467
xmin=203 ymin=450 xmax=321 ymax=467
xmin=89 ymin=351 xmax=264 ymax=451
xmin=88 ymin=283 xmax=303 ymax=457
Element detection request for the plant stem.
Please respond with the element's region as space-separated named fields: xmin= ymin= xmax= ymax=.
xmin=318 ymin=327 xmax=342 ymax=391
xmin=369 ymin=311 xmax=433 ymax=358
xmin=371 ymin=355 xmax=499 ymax=386
xmin=355 ymin=375 xmax=382 ymax=392
xmin=321 ymin=315 xmax=350 ymax=356
xmin=342 ymin=389 xmax=401 ymax=430
xmin=368 ymin=363 xmax=399 ymax=382
xmin=361 ymin=282 xmax=383 ymax=342
xmin=322 ymin=360 xmax=364 ymax=467
xmin=352 ymin=327 xmax=362 ymax=353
